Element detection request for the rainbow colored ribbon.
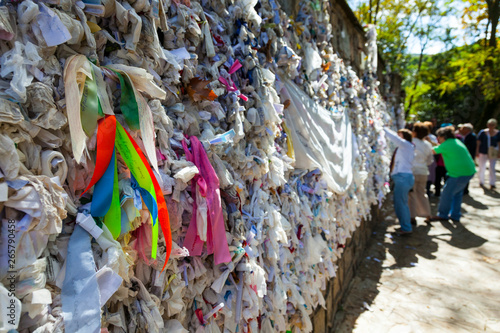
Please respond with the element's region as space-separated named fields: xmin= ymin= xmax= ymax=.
xmin=78 ymin=63 xmax=172 ymax=270
xmin=84 ymin=116 xmax=171 ymax=270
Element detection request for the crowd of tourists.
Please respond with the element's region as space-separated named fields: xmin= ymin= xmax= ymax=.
xmin=384 ymin=118 xmax=499 ymax=235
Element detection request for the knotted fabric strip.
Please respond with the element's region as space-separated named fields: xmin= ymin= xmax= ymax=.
xmin=182 ymin=136 xmax=231 ymax=265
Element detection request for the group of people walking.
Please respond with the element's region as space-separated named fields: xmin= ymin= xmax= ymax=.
xmin=384 ymin=118 xmax=499 ymax=235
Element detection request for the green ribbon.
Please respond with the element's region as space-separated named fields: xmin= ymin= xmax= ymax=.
xmin=109 ymin=69 xmax=140 ymax=130
xmin=80 ymin=66 xmax=104 ymax=137
xmin=310 ymin=1 xmax=320 ymax=11
xmin=115 ymin=122 xmax=159 ymax=257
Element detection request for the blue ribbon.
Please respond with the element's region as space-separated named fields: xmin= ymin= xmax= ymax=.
xmin=91 ymin=148 xmax=116 ymax=217
xmin=131 ymin=175 xmax=158 ymax=224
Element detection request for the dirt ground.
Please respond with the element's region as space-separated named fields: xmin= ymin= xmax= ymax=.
xmin=334 ymin=165 xmax=500 ymax=332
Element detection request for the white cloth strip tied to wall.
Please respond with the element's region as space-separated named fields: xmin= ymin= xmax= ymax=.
xmin=282 ymin=78 xmax=356 ymax=194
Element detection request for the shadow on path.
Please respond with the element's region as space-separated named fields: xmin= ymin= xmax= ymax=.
xmin=462 ymin=194 xmax=489 ymax=210
xmin=435 ymin=219 xmax=487 ymax=249
xmin=333 ymin=190 xmax=490 ymax=332
xmin=333 ymin=203 xmax=440 ymax=332
xmin=334 ymin=167 xmax=499 ymax=333
xmin=428 ymin=192 xmax=488 ymax=249
xmin=482 ymin=188 xmax=500 ymax=199
xmin=331 ymin=216 xmax=388 ymax=333
xmin=386 ymin=223 xmax=438 ymax=269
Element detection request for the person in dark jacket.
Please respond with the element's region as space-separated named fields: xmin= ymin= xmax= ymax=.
xmin=460 ymin=123 xmax=477 ymax=157
xmin=459 ymin=123 xmax=477 ymax=195
xmin=476 ymin=118 xmax=500 ymax=189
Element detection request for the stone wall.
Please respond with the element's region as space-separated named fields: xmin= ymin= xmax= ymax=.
xmin=312 ymin=205 xmax=383 ymax=332
xmin=276 ymin=0 xmax=391 ymax=329
xmin=277 ymin=0 xmax=368 ymax=74
xmin=328 ymin=0 xmax=367 ymax=75
xmin=278 ymin=0 xmax=403 ymax=107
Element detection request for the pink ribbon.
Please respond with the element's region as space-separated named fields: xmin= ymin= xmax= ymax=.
xmin=218 ymin=60 xmax=248 ymax=101
xmin=218 ymin=77 xmax=238 ymax=92
xmin=182 ymin=137 xmax=231 ymax=265
xmin=228 ymin=60 xmax=242 ymax=74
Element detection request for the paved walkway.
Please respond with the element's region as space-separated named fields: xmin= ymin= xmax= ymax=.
xmin=334 ymin=166 xmax=500 ymax=332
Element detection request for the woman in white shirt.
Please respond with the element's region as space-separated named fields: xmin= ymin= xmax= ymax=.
xmin=384 ymin=127 xmax=415 ymax=235
xmin=409 ymin=123 xmax=434 ymax=224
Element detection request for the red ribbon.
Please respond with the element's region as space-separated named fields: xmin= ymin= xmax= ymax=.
xmin=195 ymin=308 xmax=204 ymax=325
xmin=82 ymin=115 xmax=116 ymax=196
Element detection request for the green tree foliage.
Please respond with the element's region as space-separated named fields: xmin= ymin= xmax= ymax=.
xmin=354 ymin=0 xmax=448 ymax=74
xmin=406 ymin=50 xmax=481 ymax=124
xmin=406 ymin=0 xmax=500 ymax=127
xmin=462 ymin=0 xmax=500 ymax=47
xmin=407 ymin=42 xmax=500 ymax=126
xmin=351 ymin=0 xmax=500 ymax=128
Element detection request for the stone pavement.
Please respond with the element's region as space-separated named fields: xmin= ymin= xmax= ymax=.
xmin=334 ymin=165 xmax=500 ymax=332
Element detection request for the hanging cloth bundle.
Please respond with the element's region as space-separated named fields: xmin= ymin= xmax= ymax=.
xmin=182 ymin=136 xmax=231 ymax=265
xmin=64 ymin=55 xmax=172 ymax=270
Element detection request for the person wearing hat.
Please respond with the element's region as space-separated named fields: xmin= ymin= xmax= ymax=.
xmin=429 ymin=126 xmax=476 ymax=222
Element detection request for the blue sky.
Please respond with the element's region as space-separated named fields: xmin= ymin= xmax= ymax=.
xmin=407 ymin=14 xmax=465 ymax=54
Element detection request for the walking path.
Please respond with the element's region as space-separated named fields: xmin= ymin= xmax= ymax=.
xmin=334 ymin=165 xmax=500 ymax=332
